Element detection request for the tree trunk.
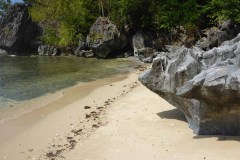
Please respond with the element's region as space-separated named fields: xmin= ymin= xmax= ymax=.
xmin=100 ymin=0 xmax=104 ymax=17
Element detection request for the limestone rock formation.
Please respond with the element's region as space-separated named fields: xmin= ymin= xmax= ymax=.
xmin=75 ymin=50 xmax=94 ymax=58
xmin=0 ymin=49 xmax=7 ymax=56
xmin=87 ymin=17 xmax=128 ymax=58
xmin=38 ymin=45 xmax=61 ymax=56
xmin=139 ymin=34 xmax=240 ymax=135
xmin=132 ymin=31 xmax=154 ymax=56
xmin=132 ymin=31 xmax=158 ymax=63
xmin=74 ymin=39 xmax=89 ymax=55
xmin=196 ymin=20 xmax=240 ymax=51
xmin=0 ymin=4 xmax=41 ymax=55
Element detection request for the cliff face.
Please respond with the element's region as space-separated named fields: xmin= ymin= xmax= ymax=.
xmin=139 ymin=34 xmax=240 ymax=135
xmin=0 ymin=4 xmax=41 ymax=55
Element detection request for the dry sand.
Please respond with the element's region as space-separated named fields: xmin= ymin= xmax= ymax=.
xmin=0 ymin=71 xmax=240 ymax=160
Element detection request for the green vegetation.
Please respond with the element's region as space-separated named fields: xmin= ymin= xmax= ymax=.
xmin=26 ymin=0 xmax=99 ymax=46
xmin=24 ymin=0 xmax=240 ymax=47
xmin=0 ymin=0 xmax=10 ymax=14
xmin=205 ymin=0 xmax=240 ymax=24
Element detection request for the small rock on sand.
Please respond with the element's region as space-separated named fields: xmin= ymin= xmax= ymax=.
xmin=84 ymin=106 xmax=91 ymax=109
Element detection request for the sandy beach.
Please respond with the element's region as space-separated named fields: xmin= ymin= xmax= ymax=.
xmin=1 ymin=70 xmax=240 ymax=160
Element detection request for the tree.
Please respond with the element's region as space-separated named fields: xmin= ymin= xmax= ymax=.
xmin=153 ymin=0 xmax=201 ymax=30
xmin=0 ymin=0 xmax=11 ymax=15
xmin=27 ymin=0 xmax=240 ymax=48
xmin=29 ymin=0 xmax=99 ymax=47
xmin=205 ymin=0 xmax=240 ymax=24
xmin=109 ymin=0 xmax=157 ymax=31
xmin=109 ymin=0 xmax=201 ymax=32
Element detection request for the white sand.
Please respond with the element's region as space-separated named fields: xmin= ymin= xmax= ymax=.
xmin=0 ymin=72 xmax=240 ymax=160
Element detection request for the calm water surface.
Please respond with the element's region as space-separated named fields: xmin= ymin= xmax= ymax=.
xmin=0 ymin=56 xmax=137 ymax=108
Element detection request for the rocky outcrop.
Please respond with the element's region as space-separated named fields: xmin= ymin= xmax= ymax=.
xmin=0 ymin=4 xmax=41 ymax=55
xmin=196 ymin=20 xmax=240 ymax=51
xmin=87 ymin=17 xmax=128 ymax=58
xmin=74 ymin=39 xmax=89 ymax=54
xmin=74 ymin=39 xmax=95 ymax=57
xmin=132 ymin=31 xmax=159 ymax=63
xmin=132 ymin=31 xmax=154 ymax=56
xmin=139 ymin=34 xmax=240 ymax=135
xmin=0 ymin=49 xmax=7 ymax=56
xmin=132 ymin=29 xmax=197 ymax=63
xmin=38 ymin=45 xmax=61 ymax=56
xmin=75 ymin=50 xmax=94 ymax=58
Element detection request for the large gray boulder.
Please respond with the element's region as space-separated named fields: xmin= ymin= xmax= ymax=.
xmin=87 ymin=17 xmax=128 ymax=58
xmin=0 ymin=4 xmax=41 ymax=55
xmin=139 ymin=34 xmax=240 ymax=135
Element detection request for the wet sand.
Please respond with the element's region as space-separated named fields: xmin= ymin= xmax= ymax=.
xmin=1 ymin=70 xmax=240 ymax=160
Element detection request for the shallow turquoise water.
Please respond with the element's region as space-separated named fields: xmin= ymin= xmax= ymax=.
xmin=0 ymin=56 xmax=137 ymax=108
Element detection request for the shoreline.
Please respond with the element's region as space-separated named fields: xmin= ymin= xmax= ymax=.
xmin=0 ymin=72 xmax=133 ymax=142
xmin=0 ymin=74 xmax=127 ymax=124
xmin=0 ymin=69 xmax=145 ymax=159
xmin=0 ymin=56 xmax=141 ymax=124
xmin=1 ymin=67 xmax=240 ymax=160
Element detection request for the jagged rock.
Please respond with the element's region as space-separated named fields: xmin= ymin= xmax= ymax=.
xmin=74 ymin=38 xmax=89 ymax=55
xmin=132 ymin=31 xmax=154 ymax=56
xmin=74 ymin=38 xmax=94 ymax=57
xmin=132 ymin=31 xmax=159 ymax=63
xmin=137 ymin=48 xmax=156 ymax=61
xmin=123 ymin=50 xmax=134 ymax=58
xmin=132 ymin=29 xmax=194 ymax=62
xmin=75 ymin=50 xmax=94 ymax=58
xmin=0 ymin=49 xmax=7 ymax=56
xmin=142 ymin=56 xmax=154 ymax=63
xmin=38 ymin=45 xmax=61 ymax=56
xmin=0 ymin=4 xmax=41 ymax=55
xmin=139 ymin=34 xmax=240 ymax=135
xmin=87 ymin=17 xmax=128 ymax=58
xmin=196 ymin=20 xmax=240 ymax=51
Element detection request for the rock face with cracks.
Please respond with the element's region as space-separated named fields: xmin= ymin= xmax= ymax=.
xmin=87 ymin=17 xmax=128 ymax=58
xmin=139 ymin=34 xmax=240 ymax=135
xmin=0 ymin=4 xmax=41 ymax=55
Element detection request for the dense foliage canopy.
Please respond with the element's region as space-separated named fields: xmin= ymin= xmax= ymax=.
xmin=24 ymin=0 xmax=240 ymax=47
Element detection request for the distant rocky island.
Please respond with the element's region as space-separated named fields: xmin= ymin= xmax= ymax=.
xmin=1 ymin=3 xmax=240 ymax=135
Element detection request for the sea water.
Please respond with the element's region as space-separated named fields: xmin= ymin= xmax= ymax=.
xmin=0 ymin=55 xmax=137 ymax=108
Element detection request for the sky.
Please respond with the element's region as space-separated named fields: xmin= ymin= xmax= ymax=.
xmin=11 ymin=0 xmax=23 ymax=3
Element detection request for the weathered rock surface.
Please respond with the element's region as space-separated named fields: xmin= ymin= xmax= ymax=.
xmin=87 ymin=17 xmax=128 ymax=58
xmin=0 ymin=4 xmax=41 ymax=55
xmin=132 ymin=31 xmax=163 ymax=63
xmin=74 ymin=39 xmax=89 ymax=55
xmin=38 ymin=45 xmax=61 ymax=56
xmin=196 ymin=20 xmax=240 ymax=51
xmin=137 ymin=48 xmax=156 ymax=62
xmin=139 ymin=34 xmax=240 ymax=135
xmin=132 ymin=29 xmax=197 ymax=63
xmin=0 ymin=49 xmax=7 ymax=56
xmin=75 ymin=50 xmax=94 ymax=58
xmin=132 ymin=31 xmax=154 ymax=56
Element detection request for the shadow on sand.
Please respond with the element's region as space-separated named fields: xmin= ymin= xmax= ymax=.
xmin=157 ymin=108 xmax=187 ymax=122
xmin=157 ymin=109 xmax=240 ymax=141
xmin=193 ymin=135 xmax=240 ymax=142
